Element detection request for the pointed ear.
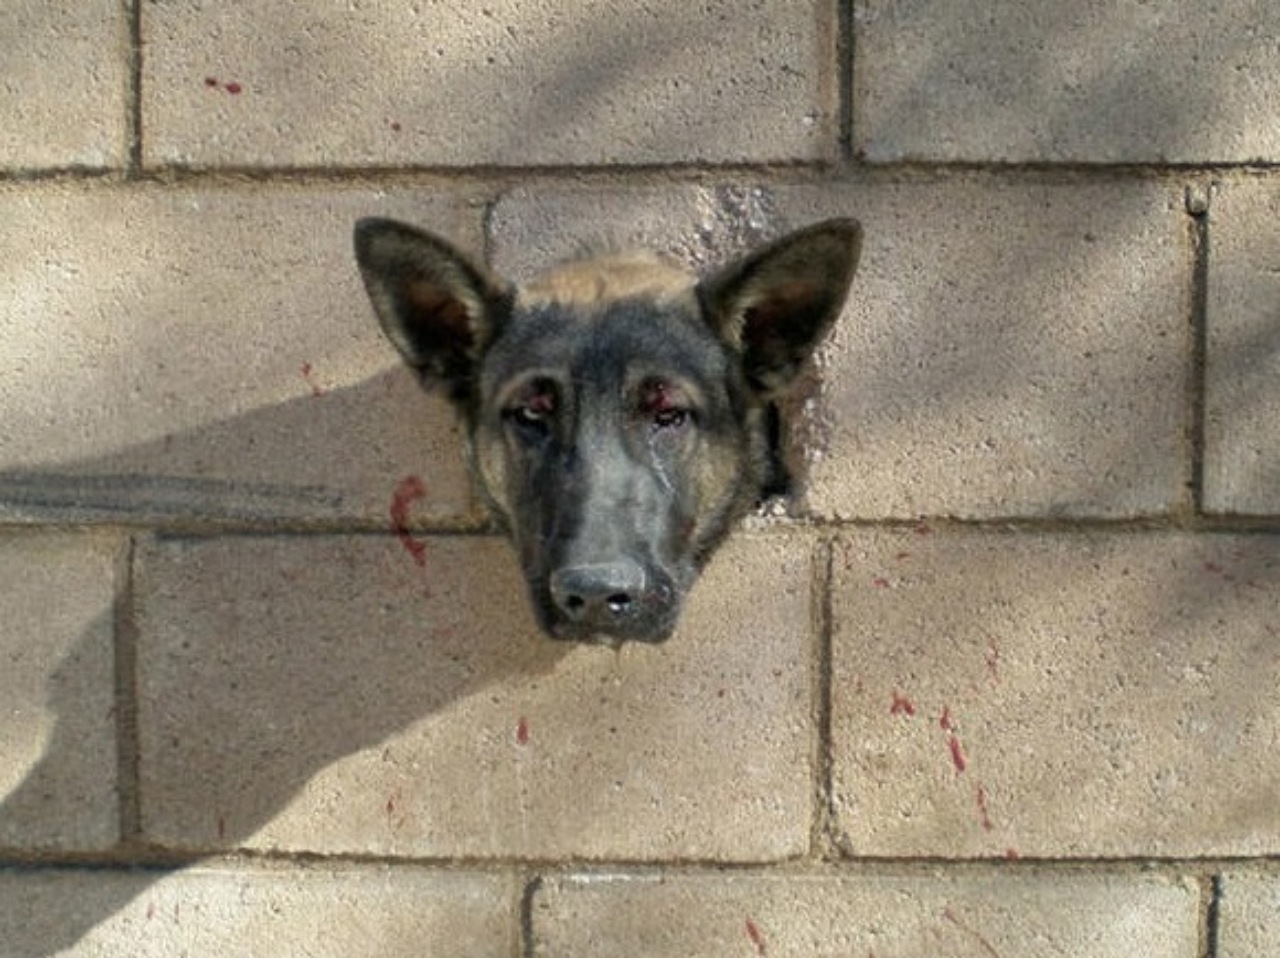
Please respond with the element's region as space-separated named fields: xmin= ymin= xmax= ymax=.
xmin=353 ymin=218 xmax=512 ymax=397
xmin=700 ymin=218 xmax=861 ymax=396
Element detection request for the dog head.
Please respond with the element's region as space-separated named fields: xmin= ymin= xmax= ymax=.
xmin=354 ymin=217 xmax=860 ymax=643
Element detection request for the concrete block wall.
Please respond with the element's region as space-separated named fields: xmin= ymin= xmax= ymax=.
xmin=1 ymin=2 xmax=1277 ymax=955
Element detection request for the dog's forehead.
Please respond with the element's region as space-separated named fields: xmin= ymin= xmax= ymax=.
xmin=482 ymin=277 xmax=729 ymax=399
xmin=518 ymin=250 xmax=695 ymax=307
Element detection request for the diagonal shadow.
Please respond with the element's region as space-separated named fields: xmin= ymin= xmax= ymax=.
xmin=0 ymin=375 xmax=570 ymax=956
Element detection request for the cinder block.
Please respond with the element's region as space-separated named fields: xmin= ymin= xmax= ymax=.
xmin=491 ymin=179 xmax=1190 ymax=519
xmin=135 ymin=531 xmax=815 ymax=861
xmin=0 ymin=3 xmax=127 ymax=170
xmin=0 ymin=865 xmax=517 ymax=957
xmin=532 ymin=871 xmax=1201 ymax=957
xmin=0 ymin=184 xmax=478 ymax=524
xmin=1205 ymin=177 xmax=1280 ymax=515
xmin=1219 ymin=872 xmax=1280 ymax=958
xmin=141 ymin=1 xmax=836 ymax=168
xmin=855 ymin=0 xmax=1280 ymax=163
xmin=0 ymin=533 xmax=121 ymax=852
xmin=831 ymin=528 xmax=1280 ymax=858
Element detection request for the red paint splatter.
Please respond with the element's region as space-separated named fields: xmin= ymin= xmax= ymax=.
xmin=940 ymin=706 xmax=967 ymax=773
xmin=914 ymin=522 xmax=932 ymax=536
xmin=203 ymin=77 xmax=244 ymax=95
xmin=1005 ymin=847 xmax=1021 ymax=860
xmin=516 ymin=717 xmax=530 ymax=746
xmin=975 ymin=783 xmax=993 ymax=831
xmin=300 ymin=362 xmax=326 ymax=397
xmin=872 ymin=575 xmax=891 ymax=589
xmin=890 ymin=691 xmax=916 ymax=716
xmin=745 ymin=918 xmax=767 ymax=955
xmin=389 ymin=475 xmax=428 ymax=567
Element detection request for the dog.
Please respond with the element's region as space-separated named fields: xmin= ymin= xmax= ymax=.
xmin=354 ymin=216 xmax=861 ymax=643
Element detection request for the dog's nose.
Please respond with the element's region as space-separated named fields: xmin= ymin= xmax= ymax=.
xmin=549 ymin=561 xmax=648 ymax=628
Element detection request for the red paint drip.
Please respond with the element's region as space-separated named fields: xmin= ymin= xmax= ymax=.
xmin=516 ymin=717 xmax=530 ymax=746
xmin=300 ymin=361 xmax=326 ymax=397
xmin=224 ymin=81 xmax=243 ymax=95
xmin=940 ymin=706 xmax=966 ymax=773
xmin=745 ymin=918 xmax=767 ymax=956
xmin=890 ymin=691 xmax=916 ymax=716
xmin=872 ymin=575 xmax=891 ymax=589
xmin=984 ymin=638 xmax=1000 ymax=684
xmin=975 ymin=783 xmax=993 ymax=831
xmin=389 ymin=475 xmax=428 ymax=567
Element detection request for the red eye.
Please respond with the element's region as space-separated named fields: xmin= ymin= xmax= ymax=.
xmin=641 ymin=380 xmax=691 ymax=430
xmin=507 ymin=380 xmax=557 ymax=431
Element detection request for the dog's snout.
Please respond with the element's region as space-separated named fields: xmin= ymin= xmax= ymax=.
xmin=550 ymin=561 xmax=647 ymax=626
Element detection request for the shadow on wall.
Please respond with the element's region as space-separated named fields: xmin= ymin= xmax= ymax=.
xmin=1 ymin=5 xmax=1278 ymax=952
xmin=853 ymin=0 xmax=1280 ymax=164
xmin=0 ymin=385 xmax=574 ymax=958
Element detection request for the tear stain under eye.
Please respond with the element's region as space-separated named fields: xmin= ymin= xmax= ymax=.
xmin=646 ymin=434 xmax=677 ymax=497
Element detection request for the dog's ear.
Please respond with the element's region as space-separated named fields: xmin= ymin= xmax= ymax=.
xmin=353 ymin=218 xmax=512 ymax=398
xmin=700 ymin=218 xmax=861 ymax=396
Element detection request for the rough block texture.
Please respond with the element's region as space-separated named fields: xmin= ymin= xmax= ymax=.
xmin=855 ymin=0 xmax=1280 ymax=163
xmin=492 ymin=179 xmax=1191 ymax=519
xmin=142 ymin=1 xmax=836 ymax=168
xmin=0 ymin=3 xmax=127 ymax=170
xmin=0 ymin=533 xmax=121 ymax=852
xmin=832 ymin=528 xmax=1280 ymax=859
xmin=5 ymin=0 xmax=1279 ymax=951
xmin=134 ymin=532 xmax=815 ymax=861
xmin=0 ymin=865 xmax=517 ymax=958
xmin=0 ymin=184 xmax=477 ymax=524
xmin=1219 ymin=872 xmax=1280 ymax=958
xmin=1205 ymin=176 xmax=1280 ymax=515
xmin=532 ymin=871 xmax=1201 ymax=957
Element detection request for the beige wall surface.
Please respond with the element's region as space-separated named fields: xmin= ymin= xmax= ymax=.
xmin=2 ymin=1 xmax=1277 ymax=954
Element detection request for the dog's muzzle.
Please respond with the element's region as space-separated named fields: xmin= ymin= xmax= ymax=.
xmin=545 ymin=559 xmax=678 ymax=643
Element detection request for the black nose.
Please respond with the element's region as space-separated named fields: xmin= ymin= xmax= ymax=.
xmin=549 ymin=561 xmax=647 ymax=628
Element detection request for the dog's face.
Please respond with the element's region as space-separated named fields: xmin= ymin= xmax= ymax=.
xmin=354 ymin=218 xmax=860 ymax=643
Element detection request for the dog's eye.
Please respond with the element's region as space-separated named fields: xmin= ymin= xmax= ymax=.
xmin=652 ymin=407 xmax=688 ymax=429
xmin=505 ymin=381 xmax=557 ymax=432
xmin=640 ymin=380 xmax=691 ymax=431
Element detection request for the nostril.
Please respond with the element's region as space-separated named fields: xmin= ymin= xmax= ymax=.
xmin=550 ymin=562 xmax=646 ymax=625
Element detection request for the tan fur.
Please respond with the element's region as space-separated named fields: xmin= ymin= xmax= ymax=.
xmin=519 ymin=252 xmax=695 ymax=308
